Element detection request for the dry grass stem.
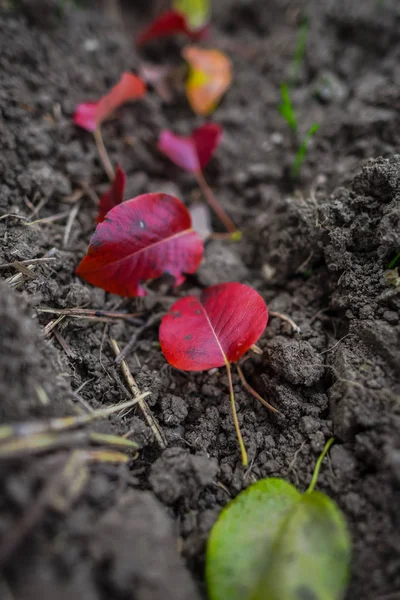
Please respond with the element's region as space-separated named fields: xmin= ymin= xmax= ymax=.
xmin=110 ymin=338 xmax=167 ymax=449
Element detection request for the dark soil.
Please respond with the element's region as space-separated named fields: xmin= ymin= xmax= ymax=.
xmin=1 ymin=0 xmax=400 ymax=599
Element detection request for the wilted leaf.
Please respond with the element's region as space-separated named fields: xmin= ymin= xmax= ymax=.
xmin=73 ymin=72 xmax=146 ymax=132
xmin=76 ymin=193 xmax=203 ymax=297
xmin=183 ymin=46 xmax=232 ymax=115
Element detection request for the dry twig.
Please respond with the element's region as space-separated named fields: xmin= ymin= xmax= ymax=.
xmin=110 ymin=338 xmax=167 ymax=449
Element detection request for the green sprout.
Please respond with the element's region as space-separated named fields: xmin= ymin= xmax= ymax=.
xmin=279 ymin=83 xmax=297 ymax=133
xmin=289 ymin=19 xmax=309 ymax=85
xmin=278 ymin=20 xmax=320 ymax=180
xmin=291 ymin=123 xmax=320 ymax=179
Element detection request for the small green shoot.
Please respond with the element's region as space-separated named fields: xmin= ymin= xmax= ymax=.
xmin=289 ymin=19 xmax=309 ymax=84
xmin=279 ymin=83 xmax=297 ymax=133
xmin=291 ymin=123 xmax=320 ymax=179
xmin=206 ymin=437 xmax=351 ymax=600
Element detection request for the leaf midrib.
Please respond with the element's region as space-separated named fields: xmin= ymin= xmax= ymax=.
xmin=85 ymin=228 xmax=196 ymax=274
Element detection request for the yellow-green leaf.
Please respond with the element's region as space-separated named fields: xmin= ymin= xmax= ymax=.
xmin=173 ymin=0 xmax=211 ymax=30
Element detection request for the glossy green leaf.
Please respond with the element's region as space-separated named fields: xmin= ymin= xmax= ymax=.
xmin=207 ymin=479 xmax=350 ymax=600
xmin=173 ymin=0 xmax=210 ymax=30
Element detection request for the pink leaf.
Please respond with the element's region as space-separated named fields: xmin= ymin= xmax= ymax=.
xmin=73 ymin=102 xmax=97 ymax=132
xmin=73 ymin=73 xmax=146 ymax=132
xmin=157 ymin=123 xmax=222 ymax=173
xmin=97 ymin=165 xmax=126 ymax=224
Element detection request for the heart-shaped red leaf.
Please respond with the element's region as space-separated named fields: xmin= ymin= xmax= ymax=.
xmin=157 ymin=123 xmax=222 ymax=173
xmin=136 ymin=10 xmax=207 ymax=47
xmin=73 ymin=73 xmax=146 ymax=132
xmin=97 ymin=165 xmax=126 ymax=224
xmin=160 ymin=282 xmax=268 ymax=371
xmin=76 ymin=193 xmax=203 ymax=297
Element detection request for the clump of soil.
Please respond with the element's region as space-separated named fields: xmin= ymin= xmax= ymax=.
xmin=0 ymin=1 xmax=399 ymax=599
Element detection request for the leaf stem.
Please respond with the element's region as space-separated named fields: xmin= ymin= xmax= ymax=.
xmin=225 ymin=360 xmax=248 ymax=466
xmin=94 ymin=127 xmax=115 ymax=182
xmin=195 ymin=169 xmax=238 ymax=234
xmin=236 ymin=364 xmax=279 ymax=414
xmin=305 ymin=436 xmax=335 ymax=495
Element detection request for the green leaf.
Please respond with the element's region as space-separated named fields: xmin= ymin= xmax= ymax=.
xmin=278 ymin=83 xmax=297 ymax=132
xmin=207 ymin=479 xmax=300 ymax=600
xmin=250 ymin=491 xmax=351 ymax=600
xmin=207 ymin=478 xmax=350 ymax=600
xmin=173 ymin=0 xmax=211 ymax=30
xmin=291 ymin=123 xmax=320 ymax=179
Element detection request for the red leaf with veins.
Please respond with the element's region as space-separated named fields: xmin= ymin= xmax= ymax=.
xmin=73 ymin=73 xmax=146 ymax=132
xmin=159 ymin=282 xmax=268 ymax=371
xmin=136 ymin=10 xmax=207 ymax=47
xmin=76 ymin=193 xmax=203 ymax=297
xmin=97 ymin=165 xmax=126 ymax=224
xmin=158 ymin=123 xmax=222 ymax=173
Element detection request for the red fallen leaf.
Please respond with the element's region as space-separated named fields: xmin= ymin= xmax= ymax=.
xmin=136 ymin=10 xmax=207 ymax=47
xmin=76 ymin=193 xmax=203 ymax=297
xmin=157 ymin=123 xmax=222 ymax=172
xmin=159 ymin=282 xmax=268 ymax=465
xmin=73 ymin=72 xmax=146 ymax=132
xmin=73 ymin=102 xmax=98 ymax=132
xmin=96 ymin=165 xmax=126 ymax=224
xmin=160 ymin=283 xmax=268 ymax=371
xmin=158 ymin=124 xmax=238 ymax=234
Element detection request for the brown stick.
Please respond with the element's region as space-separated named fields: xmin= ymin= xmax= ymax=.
xmin=110 ymin=338 xmax=167 ymax=449
xmin=194 ymin=169 xmax=238 ymax=234
xmin=94 ymin=127 xmax=115 ymax=181
xmin=269 ymin=310 xmax=301 ymax=334
xmin=236 ymin=364 xmax=278 ymax=414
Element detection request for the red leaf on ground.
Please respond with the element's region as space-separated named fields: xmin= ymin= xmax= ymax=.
xmin=73 ymin=73 xmax=146 ymax=132
xmin=76 ymin=193 xmax=203 ymax=297
xmin=159 ymin=282 xmax=268 ymax=371
xmin=192 ymin=123 xmax=222 ymax=169
xmin=136 ymin=10 xmax=207 ymax=47
xmin=73 ymin=102 xmax=98 ymax=132
xmin=157 ymin=123 xmax=222 ymax=173
xmin=96 ymin=165 xmax=126 ymax=224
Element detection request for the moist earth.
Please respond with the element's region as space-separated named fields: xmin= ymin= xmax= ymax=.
xmin=0 ymin=1 xmax=399 ymax=599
